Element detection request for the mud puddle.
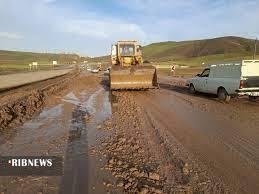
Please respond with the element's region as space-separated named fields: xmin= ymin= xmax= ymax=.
xmin=0 ymin=74 xmax=118 ymax=194
xmin=60 ymin=86 xmax=121 ymax=194
xmin=0 ymin=99 xmax=73 ymax=193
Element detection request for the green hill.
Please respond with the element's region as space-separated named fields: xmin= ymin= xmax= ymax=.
xmin=142 ymin=36 xmax=258 ymax=66
xmin=0 ymin=50 xmax=87 ymax=65
xmin=143 ymin=36 xmax=254 ymax=59
xmin=0 ymin=50 xmax=90 ymax=74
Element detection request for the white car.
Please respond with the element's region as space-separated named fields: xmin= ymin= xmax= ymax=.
xmin=91 ymin=69 xmax=99 ymax=73
xmin=80 ymin=64 xmax=85 ymax=69
xmin=103 ymin=69 xmax=110 ymax=75
xmin=187 ymin=60 xmax=259 ymax=101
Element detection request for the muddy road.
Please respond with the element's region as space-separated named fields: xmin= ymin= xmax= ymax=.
xmin=133 ymin=76 xmax=259 ymax=193
xmin=0 ymin=72 xmax=258 ymax=193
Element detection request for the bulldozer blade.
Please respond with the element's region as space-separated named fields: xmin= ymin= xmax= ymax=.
xmin=109 ymin=66 xmax=158 ymax=90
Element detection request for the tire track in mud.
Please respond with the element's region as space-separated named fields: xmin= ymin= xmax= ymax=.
xmin=60 ymin=105 xmax=89 ymax=194
xmin=60 ymin=88 xmax=104 ymax=194
xmin=134 ymin=90 xmax=259 ymax=193
xmin=60 ymin=86 xmax=114 ymax=194
xmin=158 ymin=88 xmax=259 ymax=167
xmin=130 ymin=91 xmax=226 ymax=193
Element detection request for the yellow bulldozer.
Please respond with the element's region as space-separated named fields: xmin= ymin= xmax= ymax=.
xmin=109 ymin=40 xmax=158 ymax=90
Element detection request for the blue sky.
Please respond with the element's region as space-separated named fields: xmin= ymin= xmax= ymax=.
xmin=0 ymin=0 xmax=258 ymax=56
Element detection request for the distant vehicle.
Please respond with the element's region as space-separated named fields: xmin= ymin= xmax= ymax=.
xmin=80 ymin=64 xmax=85 ymax=69
xmin=91 ymin=69 xmax=99 ymax=73
xmin=103 ymin=68 xmax=110 ymax=75
xmin=187 ymin=60 xmax=259 ymax=101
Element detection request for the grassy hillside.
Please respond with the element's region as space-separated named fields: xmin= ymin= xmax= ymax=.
xmin=0 ymin=50 xmax=87 ymax=65
xmin=0 ymin=50 xmax=89 ymax=74
xmin=88 ymin=55 xmax=110 ymax=63
xmin=143 ymin=36 xmax=257 ymax=60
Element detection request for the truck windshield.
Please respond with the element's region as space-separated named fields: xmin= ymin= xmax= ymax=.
xmin=119 ymin=44 xmax=135 ymax=56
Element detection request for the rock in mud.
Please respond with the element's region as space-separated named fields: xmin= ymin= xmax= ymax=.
xmin=122 ymin=164 xmax=129 ymax=168
xmin=154 ymin=189 xmax=163 ymax=194
xmin=139 ymin=187 xmax=149 ymax=194
xmin=182 ymin=163 xmax=190 ymax=175
xmin=149 ymin=172 xmax=160 ymax=181
xmin=124 ymin=182 xmax=132 ymax=190
xmin=129 ymin=167 xmax=138 ymax=172
xmin=132 ymin=170 xmax=145 ymax=178
xmin=119 ymin=137 xmax=126 ymax=143
xmin=106 ymin=183 xmax=113 ymax=188
xmin=116 ymin=181 xmax=124 ymax=187
xmin=108 ymin=158 xmax=115 ymax=164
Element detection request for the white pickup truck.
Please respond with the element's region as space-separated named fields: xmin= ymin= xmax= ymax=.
xmin=187 ymin=60 xmax=259 ymax=101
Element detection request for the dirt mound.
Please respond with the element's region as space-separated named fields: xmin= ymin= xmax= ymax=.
xmin=0 ymin=71 xmax=78 ymax=133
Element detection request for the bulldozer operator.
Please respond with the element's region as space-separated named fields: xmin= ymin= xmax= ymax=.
xmin=121 ymin=45 xmax=134 ymax=56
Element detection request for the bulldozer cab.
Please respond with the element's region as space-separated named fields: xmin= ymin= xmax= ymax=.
xmin=111 ymin=41 xmax=142 ymax=66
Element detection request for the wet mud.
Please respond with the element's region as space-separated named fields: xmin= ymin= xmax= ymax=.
xmin=97 ymin=91 xmax=226 ymax=193
xmin=0 ymin=73 xmax=115 ymax=194
xmin=0 ymin=71 xmax=77 ymax=133
xmin=0 ymin=72 xmax=258 ymax=194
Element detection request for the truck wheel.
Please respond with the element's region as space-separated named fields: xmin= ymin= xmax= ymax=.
xmin=218 ymin=88 xmax=231 ymax=102
xmin=249 ymin=96 xmax=258 ymax=102
xmin=189 ymin=84 xmax=196 ymax=94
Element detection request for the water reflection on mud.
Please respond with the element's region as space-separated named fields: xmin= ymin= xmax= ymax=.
xmin=60 ymin=87 xmax=113 ymax=194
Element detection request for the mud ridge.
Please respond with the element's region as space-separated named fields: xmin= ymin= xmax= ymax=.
xmin=98 ymin=92 xmax=164 ymax=193
xmin=0 ymin=72 xmax=78 ymax=133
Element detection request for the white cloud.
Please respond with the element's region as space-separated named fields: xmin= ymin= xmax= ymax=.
xmin=0 ymin=0 xmax=258 ymax=56
xmin=60 ymin=18 xmax=147 ymax=41
xmin=0 ymin=32 xmax=23 ymax=39
xmin=128 ymin=0 xmax=259 ymax=42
